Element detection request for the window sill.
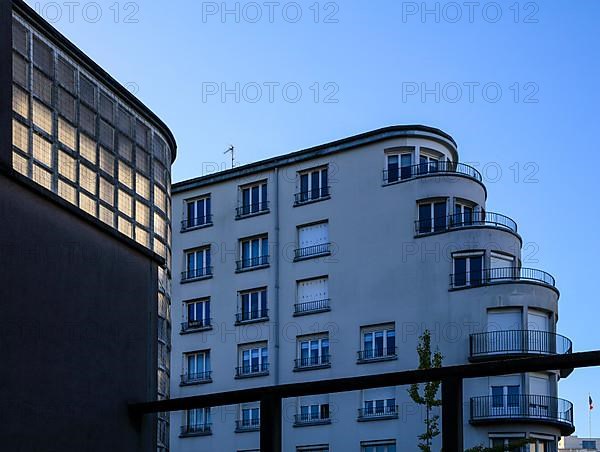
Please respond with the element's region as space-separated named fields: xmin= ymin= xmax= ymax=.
xmin=235 ymin=371 xmax=270 ymax=379
xmin=235 ymin=317 xmax=270 ymax=326
xmin=181 ymin=222 xmax=214 ymax=233
xmin=357 ymin=413 xmax=399 ymax=422
xmin=181 ymin=274 xmax=213 ymax=284
xmin=235 ymin=426 xmax=260 ymax=433
xmin=235 ymin=209 xmax=270 ymax=221
xmin=293 ymin=419 xmax=332 ymax=428
xmin=179 ymin=378 xmax=213 ymax=387
xmin=357 ymin=355 xmax=398 ymax=364
xmin=293 ymin=251 xmax=331 ymax=263
xmin=293 ymin=363 xmax=331 ymax=372
xmin=293 ymin=307 xmax=332 ymax=317
xmin=235 ymin=264 xmax=270 ymax=274
xmin=179 ymin=430 xmax=212 ymax=438
xmin=180 ymin=325 xmax=213 ymax=335
xmin=293 ymin=195 xmax=331 ymax=207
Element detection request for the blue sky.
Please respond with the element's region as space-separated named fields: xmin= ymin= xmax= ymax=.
xmin=27 ymin=0 xmax=600 ymax=437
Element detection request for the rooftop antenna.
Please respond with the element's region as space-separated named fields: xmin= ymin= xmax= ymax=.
xmin=225 ymin=145 xmax=235 ymax=169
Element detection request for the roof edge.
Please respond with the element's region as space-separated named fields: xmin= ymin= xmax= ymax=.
xmin=12 ymin=0 xmax=178 ymax=162
xmin=173 ymin=125 xmax=458 ymax=193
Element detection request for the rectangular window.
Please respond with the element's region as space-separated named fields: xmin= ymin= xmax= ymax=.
xmin=80 ymin=134 xmax=97 ymax=165
xmin=184 ymin=247 xmax=212 ymax=280
xmin=362 ymin=398 xmax=397 ymax=417
xmin=239 ymin=181 xmax=268 ymax=216
xmin=296 ymin=222 xmax=330 ymax=259
xmin=185 ymin=408 xmax=211 ymax=431
xmin=13 ymin=120 xmax=29 ymax=152
xmin=184 ymin=351 xmax=211 ymax=382
xmin=185 ymin=196 xmax=212 ymax=228
xmin=239 ymin=236 xmax=269 ymax=269
xmin=32 ymin=133 xmax=52 ymax=167
xmin=491 ymin=385 xmax=521 ymax=409
xmin=32 ymin=100 xmax=53 ymax=135
xmin=240 ymin=406 xmax=260 ymax=429
xmin=80 ymin=164 xmax=97 ymax=195
xmin=118 ymin=162 xmax=133 ymax=189
xmin=453 ymin=253 xmax=484 ymax=287
xmin=58 ymin=118 xmax=76 ymax=151
xmin=136 ymin=173 xmax=150 ymax=200
xmin=386 ymin=152 xmax=413 ymax=182
xmin=419 ymin=153 xmax=441 ymax=174
xmin=361 ymin=324 xmax=396 ymax=360
xmin=361 ymin=441 xmax=396 ymax=452
xmin=298 ymin=403 xmax=329 ymax=423
xmin=57 ymin=180 xmax=76 ymax=205
xmin=12 ymin=151 xmax=29 ymax=177
xmin=13 ymin=84 xmax=29 ymax=118
xmin=117 ymin=189 xmax=133 ymax=217
xmin=238 ymin=343 xmax=269 ymax=375
xmin=135 ymin=201 xmax=149 ymax=227
xmin=418 ymin=200 xmax=447 ymax=233
xmin=58 ymin=150 xmax=77 ymax=182
xmin=297 ymin=335 xmax=330 ymax=368
xmin=185 ymin=299 xmax=211 ymax=329
xmin=296 ymin=277 xmax=329 ymax=314
xmin=454 ymin=202 xmax=474 ymax=226
xmin=238 ymin=288 xmax=268 ymax=322
xmin=298 ymin=167 xmax=328 ymax=203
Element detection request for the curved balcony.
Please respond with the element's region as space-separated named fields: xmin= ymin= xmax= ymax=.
xmin=383 ymin=161 xmax=482 ymax=184
xmin=470 ymin=395 xmax=574 ymax=435
xmin=470 ymin=330 xmax=572 ymax=360
xmin=415 ymin=211 xmax=518 ymax=236
xmin=450 ymin=267 xmax=556 ymax=290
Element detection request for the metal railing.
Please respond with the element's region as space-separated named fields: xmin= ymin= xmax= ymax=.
xmin=357 ymin=347 xmax=398 ymax=361
xmin=470 ymin=395 xmax=574 ymax=427
xmin=181 ymin=318 xmax=212 ymax=332
xmin=294 ymin=355 xmax=330 ymax=369
xmin=294 ymin=187 xmax=331 ymax=204
xmin=181 ymin=267 xmax=213 ymax=281
xmin=450 ymin=267 xmax=556 ymax=288
xmin=415 ymin=211 xmax=518 ymax=235
xmin=180 ymin=423 xmax=212 ymax=435
xmin=294 ymin=298 xmax=330 ymax=314
xmin=181 ymin=214 xmax=213 ymax=230
xmin=236 ymin=363 xmax=269 ymax=376
xmin=358 ymin=405 xmax=399 ymax=419
xmin=236 ymin=201 xmax=270 ymax=217
xmin=470 ymin=330 xmax=572 ymax=359
xmin=294 ymin=413 xmax=330 ymax=424
xmin=236 ymin=418 xmax=260 ymax=430
xmin=236 ymin=309 xmax=269 ymax=323
xmin=383 ymin=161 xmax=482 ymax=183
xmin=294 ymin=243 xmax=331 ymax=260
xmin=236 ymin=256 xmax=270 ymax=271
xmin=181 ymin=371 xmax=212 ymax=384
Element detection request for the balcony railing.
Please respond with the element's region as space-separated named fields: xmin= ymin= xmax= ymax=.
xmin=470 ymin=330 xmax=572 ymax=360
xmin=450 ymin=267 xmax=556 ymax=289
xmin=236 ymin=201 xmax=270 ymax=218
xmin=294 ymin=355 xmax=331 ymax=370
xmin=294 ymin=243 xmax=331 ymax=260
xmin=181 ymin=267 xmax=213 ymax=281
xmin=415 ymin=211 xmax=518 ymax=235
xmin=235 ymin=418 xmax=260 ymax=431
xmin=294 ymin=413 xmax=331 ymax=425
xmin=235 ymin=363 xmax=269 ymax=377
xmin=181 ymin=318 xmax=212 ymax=332
xmin=470 ymin=395 xmax=574 ymax=432
xmin=236 ymin=256 xmax=269 ymax=271
xmin=357 ymin=405 xmax=399 ymax=420
xmin=357 ymin=347 xmax=398 ymax=362
xmin=294 ymin=298 xmax=331 ymax=315
xmin=383 ymin=161 xmax=482 ymax=184
xmin=236 ymin=309 xmax=269 ymax=323
xmin=181 ymin=214 xmax=213 ymax=231
xmin=180 ymin=371 xmax=212 ymax=385
xmin=180 ymin=423 xmax=212 ymax=436
xmin=294 ymin=186 xmax=331 ymax=205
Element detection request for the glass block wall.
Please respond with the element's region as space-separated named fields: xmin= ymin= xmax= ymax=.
xmin=11 ymin=14 xmax=173 ymax=452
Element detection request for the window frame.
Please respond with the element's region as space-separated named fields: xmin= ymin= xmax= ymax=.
xmin=296 ymin=166 xmax=329 ymax=204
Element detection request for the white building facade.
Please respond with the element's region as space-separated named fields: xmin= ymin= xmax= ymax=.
xmin=170 ymin=126 xmax=573 ymax=452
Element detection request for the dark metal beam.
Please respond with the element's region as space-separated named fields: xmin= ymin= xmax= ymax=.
xmin=260 ymin=394 xmax=282 ymax=452
xmin=130 ymin=351 xmax=600 ymax=414
xmin=442 ymin=377 xmax=464 ymax=451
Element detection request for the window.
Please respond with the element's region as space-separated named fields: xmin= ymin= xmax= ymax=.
xmin=361 ymin=398 xmax=397 ymax=418
xmin=80 ymin=134 xmax=97 ymax=165
xmin=453 ymin=201 xmax=474 ymax=226
xmin=32 ymin=100 xmax=53 ymax=135
xmin=296 ymin=335 xmax=330 ymax=369
xmin=13 ymin=84 xmax=29 ymax=118
xmin=58 ymin=119 xmax=76 ymax=150
xmin=185 ymin=196 xmax=212 ymax=229
xmin=582 ymin=440 xmax=597 ymax=450
xmin=136 ymin=174 xmax=150 ymax=200
xmin=419 ymin=152 xmax=441 ymax=174
xmin=237 ymin=343 xmax=269 ymax=376
xmin=489 ymin=437 xmax=527 ymax=452
xmin=184 ymin=247 xmax=212 ymax=280
xmin=238 ymin=236 xmax=269 ymax=270
xmin=386 ymin=152 xmax=412 ymax=182
xmin=184 ymin=299 xmax=211 ymax=330
xmin=32 ymin=133 xmax=52 ymax=167
xmin=297 ymin=403 xmax=329 ymax=423
xmin=490 ymin=252 xmax=516 ymax=280
xmin=182 ymin=408 xmax=211 ymax=434
xmin=238 ymin=288 xmax=268 ymax=323
xmin=295 ymin=222 xmax=330 ymax=259
xmin=361 ymin=441 xmax=396 ymax=452
xmin=58 ymin=150 xmax=77 ymax=182
xmin=295 ymin=277 xmax=329 ymax=314
xmin=418 ymin=200 xmax=447 ymax=233
xmin=360 ymin=325 xmax=396 ymax=360
xmin=183 ymin=351 xmax=211 ymax=383
xmin=12 ymin=120 xmax=28 ymax=152
xmin=238 ymin=406 xmax=260 ymax=430
xmin=297 ymin=446 xmax=329 ymax=452
xmin=452 ymin=253 xmax=484 ymax=287
xmin=491 ymin=385 xmax=521 ymax=410
xmin=239 ymin=181 xmax=268 ymax=216
xmin=297 ymin=167 xmax=329 ymax=203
